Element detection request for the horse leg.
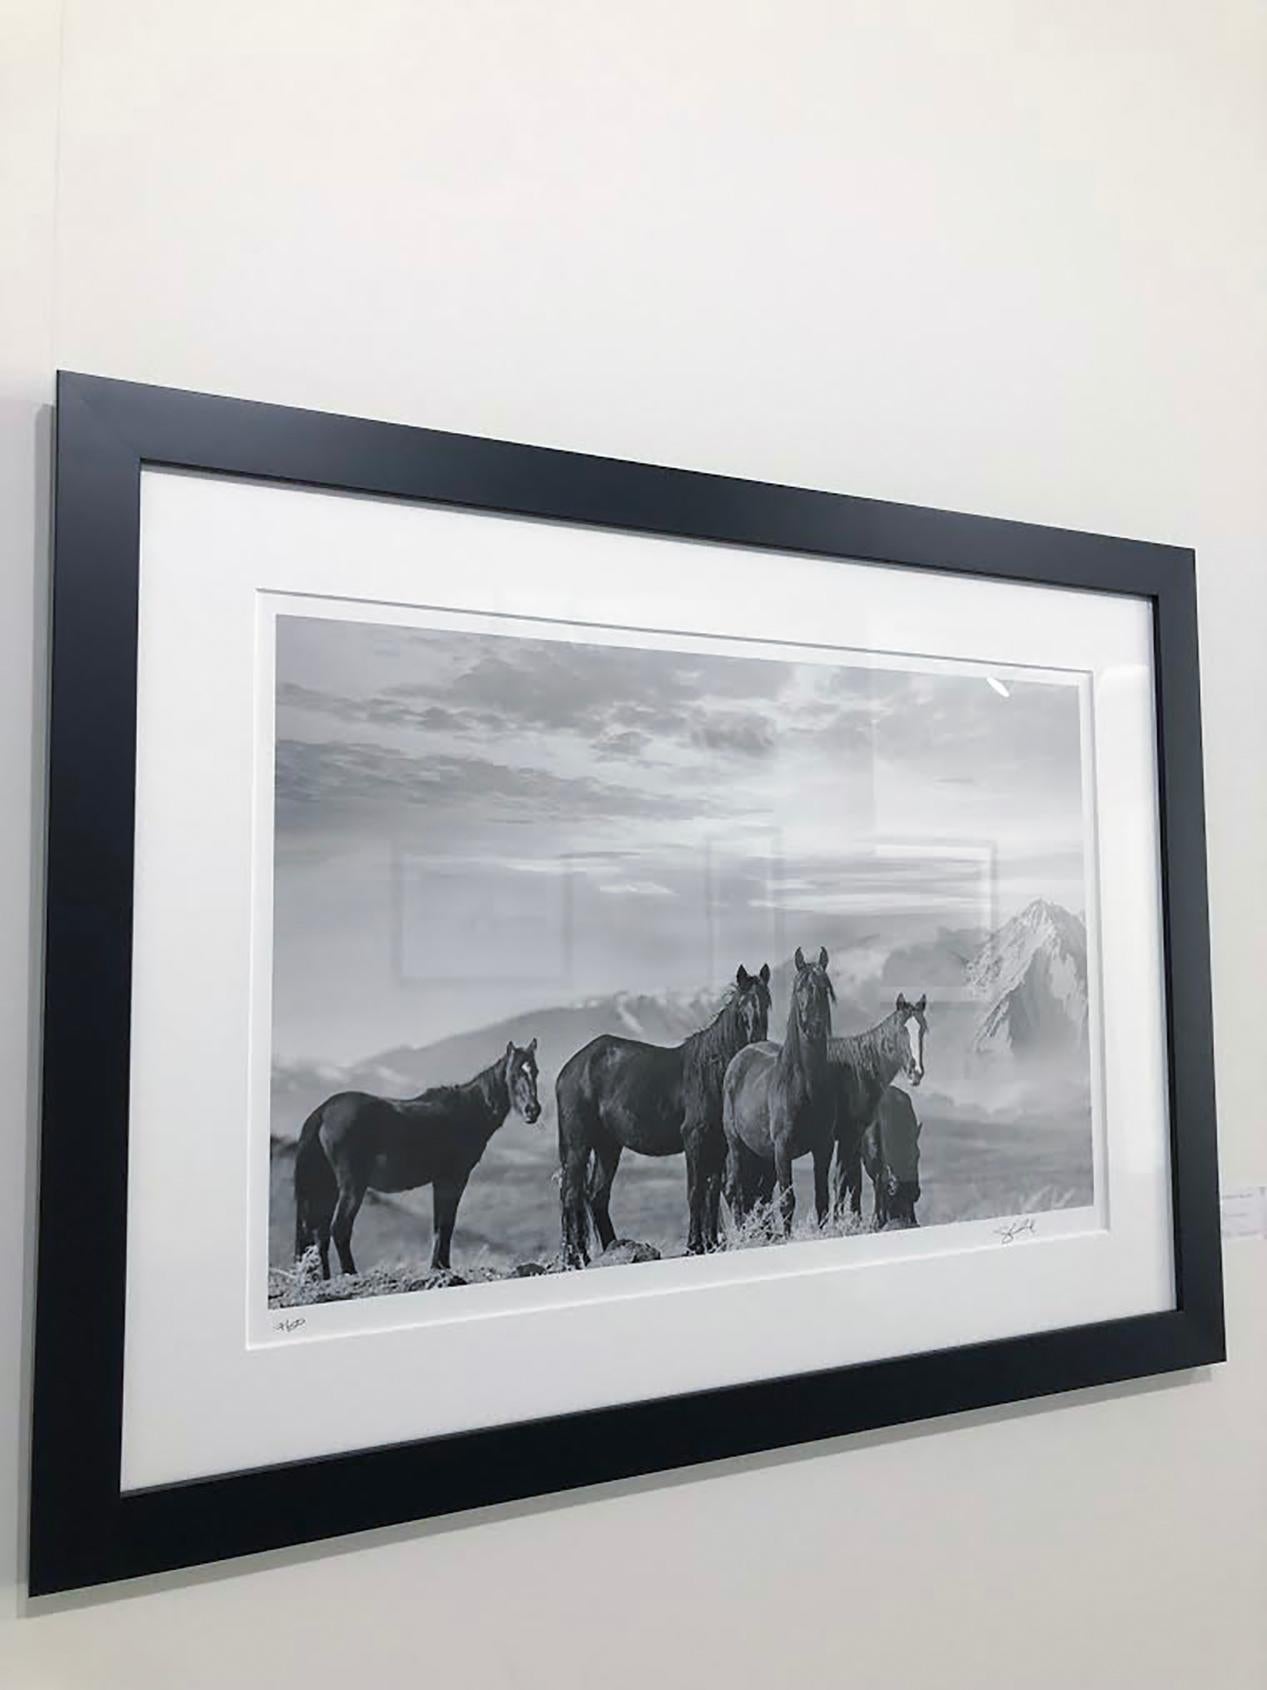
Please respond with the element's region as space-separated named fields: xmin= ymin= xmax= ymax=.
xmin=587 ymin=1136 xmax=622 ymax=1254
xmin=813 ymin=1141 xmax=831 ymax=1228
xmin=297 ymin=1121 xmax=337 ymax=1278
xmin=753 ymin=1161 xmax=778 ymax=1238
xmin=431 ymin=1172 xmax=470 ymax=1271
xmin=722 ymin=1090 xmax=749 ymax=1231
xmin=556 ymin=1068 xmax=595 ymax=1268
xmin=722 ymin=1149 xmax=738 ymax=1226
xmin=310 ymin=1177 xmax=336 ymax=1279
xmin=726 ymin=1142 xmax=772 ymax=1239
xmin=685 ymin=1116 xmax=727 ymax=1253
xmin=704 ymin=1161 xmax=724 ymax=1250
xmin=862 ymin=1121 xmax=886 ymax=1229
xmin=559 ymin=1141 xmax=592 ymax=1268
xmin=722 ymin=1139 xmax=747 ymax=1228
xmin=774 ymin=1145 xmax=795 ymax=1236
xmin=316 ymin=1212 xmax=333 ymax=1280
xmin=834 ymin=1128 xmax=854 ymax=1223
xmin=833 ymin=1131 xmax=861 ymax=1223
xmin=330 ymin=1181 xmax=365 ymax=1276
xmin=699 ymin=1117 xmax=726 ymax=1251
xmin=684 ymin=1129 xmax=709 ymax=1255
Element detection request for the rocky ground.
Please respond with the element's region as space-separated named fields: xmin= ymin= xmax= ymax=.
xmin=268 ymin=1236 xmax=661 ymax=1307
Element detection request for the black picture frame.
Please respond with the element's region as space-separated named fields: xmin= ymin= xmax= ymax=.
xmin=30 ymin=371 xmax=1224 ymax=1595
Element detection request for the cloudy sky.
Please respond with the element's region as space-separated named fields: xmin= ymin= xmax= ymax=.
xmin=271 ymin=612 xmax=1087 ymax=1063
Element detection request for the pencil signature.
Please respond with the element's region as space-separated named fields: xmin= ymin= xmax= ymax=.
xmin=273 ymin=1316 xmax=307 ymax=1334
xmin=995 ymin=1217 xmax=1037 ymax=1244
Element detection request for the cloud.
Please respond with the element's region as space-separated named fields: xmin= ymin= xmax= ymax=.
xmin=278 ymin=680 xmax=506 ymax=738
xmin=746 ymin=849 xmax=995 ymax=916
xmin=280 ymin=619 xmax=800 ymax=767
xmin=596 ymin=880 xmax=675 ymax=898
xmin=384 ymin=638 xmax=788 ymax=728
xmin=274 ymin=738 xmax=717 ymax=824
xmin=744 ymin=843 xmax=1085 ymax=923
xmin=274 ymin=617 xmax=1086 ymax=855
xmin=690 ymin=708 xmax=776 ymax=758
xmin=594 ymin=728 xmax=654 ymax=761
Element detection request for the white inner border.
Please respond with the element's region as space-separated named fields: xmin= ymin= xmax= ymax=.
xmin=122 ymin=469 xmax=1174 ymax=1490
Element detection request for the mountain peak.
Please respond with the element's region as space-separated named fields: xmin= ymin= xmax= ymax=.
xmin=1022 ymin=896 xmax=1056 ymax=919
xmin=1015 ymin=896 xmax=1080 ymax=931
xmin=966 ymin=901 xmax=1088 ymax=1059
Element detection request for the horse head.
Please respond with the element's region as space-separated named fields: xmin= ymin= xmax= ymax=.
xmin=734 ymin=961 xmax=772 ymax=1045
xmin=504 ymin=1037 xmax=542 ymax=1124
xmin=894 ymin=993 xmax=928 ymax=1087
xmin=881 ymin=1091 xmax=922 ymax=1224
xmin=791 ymin=946 xmax=835 ymax=1045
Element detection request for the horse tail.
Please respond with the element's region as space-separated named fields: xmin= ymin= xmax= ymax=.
xmin=293 ymin=1106 xmax=336 ymax=1260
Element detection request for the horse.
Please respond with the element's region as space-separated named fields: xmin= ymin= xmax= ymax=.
xmin=293 ymin=1039 xmax=542 ymax=1278
xmin=829 ymin=993 xmax=927 ymax=1224
xmin=860 ymin=1084 xmax=923 ymax=1228
xmin=556 ymin=963 xmax=771 ymax=1265
xmin=722 ymin=946 xmax=836 ymax=1234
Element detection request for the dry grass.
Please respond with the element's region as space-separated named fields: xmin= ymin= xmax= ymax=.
xmin=719 ymin=1196 xmax=871 ymax=1252
xmin=268 ymin=1252 xmax=560 ymax=1307
xmin=269 ymin=1206 xmax=875 ymax=1308
xmin=268 ymin=1093 xmax=1094 ymax=1306
xmin=267 ymin=1240 xmax=664 ymax=1308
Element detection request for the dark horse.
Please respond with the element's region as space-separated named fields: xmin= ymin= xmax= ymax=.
xmin=859 ymin=1084 xmax=923 ymax=1228
xmin=556 ymin=964 xmax=771 ymax=1264
xmin=722 ymin=947 xmax=836 ymax=1233
xmin=294 ymin=1039 xmax=542 ymax=1278
xmin=829 ymin=993 xmax=927 ymax=1224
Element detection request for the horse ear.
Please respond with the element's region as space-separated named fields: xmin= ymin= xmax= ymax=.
xmin=896 ymin=993 xmax=908 ymax=1011
xmin=736 ymin=964 xmax=750 ymax=987
xmin=528 ymin=1036 xmax=537 ymax=1052
xmin=916 ymin=994 xmax=926 ymax=1012
xmin=759 ymin=962 xmax=770 ymax=984
xmin=794 ymin=946 xmax=806 ymax=971
xmin=505 ymin=1040 xmax=514 ymax=1059
xmin=818 ymin=946 xmax=829 ymax=969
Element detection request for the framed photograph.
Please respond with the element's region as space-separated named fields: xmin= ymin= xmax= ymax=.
xmin=31 ymin=372 xmax=1223 ymax=1594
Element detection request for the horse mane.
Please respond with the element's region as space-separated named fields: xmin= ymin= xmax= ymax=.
xmin=828 ymin=1007 xmax=903 ymax=1085
xmin=681 ymin=977 xmax=770 ymax=1095
xmin=411 ymin=1056 xmax=507 ymax=1114
xmin=778 ymin=965 xmax=834 ymax=1075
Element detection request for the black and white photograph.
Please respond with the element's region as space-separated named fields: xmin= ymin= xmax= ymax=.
xmin=31 ymin=370 xmax=1221 ymax=1596
xmin=267 ymin=609 xmax=1098 ymax=1310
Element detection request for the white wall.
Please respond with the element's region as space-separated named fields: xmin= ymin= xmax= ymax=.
xmin=3 ymin=3 xmax=1264 ymax=1684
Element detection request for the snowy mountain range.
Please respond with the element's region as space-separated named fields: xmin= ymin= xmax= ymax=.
xmin=271 ymin=899 xmax=1090 ymax=1138
xmin=270 ymin=987 xmax=729 ymax=1139
xmin=965 ymin=899 xmax=1088 ymax=1058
